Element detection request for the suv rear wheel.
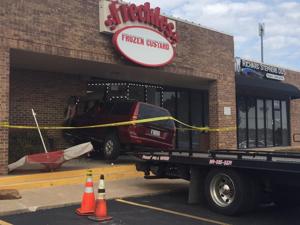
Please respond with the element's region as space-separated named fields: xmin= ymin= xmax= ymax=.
xmin=103 ymin=133 xmax=120 ymax=161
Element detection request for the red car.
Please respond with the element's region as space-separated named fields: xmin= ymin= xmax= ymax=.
xmin=64 ymin=100 xmax=176 ymax=160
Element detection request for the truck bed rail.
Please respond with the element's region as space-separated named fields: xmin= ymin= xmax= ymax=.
xmin=135 ymin=149 xmax=300 ymax=173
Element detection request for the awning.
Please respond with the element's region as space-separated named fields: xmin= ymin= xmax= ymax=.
xmin=236 ymin=75 xmax=300 ymax=99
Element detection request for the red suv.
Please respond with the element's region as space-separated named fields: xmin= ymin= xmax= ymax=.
xmin=64 ymin=100 xmax=176 ymax=160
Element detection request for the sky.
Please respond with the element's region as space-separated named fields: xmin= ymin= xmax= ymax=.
xmin=131 ymin=0 xmax=300 ymax=71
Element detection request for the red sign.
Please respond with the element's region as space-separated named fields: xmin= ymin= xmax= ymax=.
xmin=104 ymin=1 xmax=179 ymax=45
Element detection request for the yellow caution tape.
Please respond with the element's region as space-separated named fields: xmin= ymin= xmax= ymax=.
xmin=0 ymin=116 xmax=236 ymax=132
xmin=172 ymin=118 xmax=236 ymax=132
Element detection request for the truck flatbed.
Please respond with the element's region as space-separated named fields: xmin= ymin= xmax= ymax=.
xmin=135 ymin=149 xmax=300 ymax=215
xmin=137 ymin=149 xmax=300 ymax=173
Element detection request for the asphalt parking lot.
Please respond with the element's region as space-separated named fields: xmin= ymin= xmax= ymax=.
xmin=2 ymin=190 xmax=300 ymax=225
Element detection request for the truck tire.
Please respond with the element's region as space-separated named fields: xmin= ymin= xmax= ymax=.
xmin=204 ymin=169 xmax=256 ymax=215
xmin=103 ymin=133 xmax=120 ymax=161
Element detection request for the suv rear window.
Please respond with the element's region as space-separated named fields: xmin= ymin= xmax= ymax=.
xmin=138 ymin=103 xmax=174 ymax=129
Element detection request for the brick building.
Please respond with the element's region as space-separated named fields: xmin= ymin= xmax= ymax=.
xmin=0 ymin=0 xmax=299 ymax=175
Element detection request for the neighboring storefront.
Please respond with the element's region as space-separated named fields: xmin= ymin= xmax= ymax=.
xmin=235 ymin=58 xmax=300 ymax=149
xmin=0 ymin=0 xmax=299 ymax=174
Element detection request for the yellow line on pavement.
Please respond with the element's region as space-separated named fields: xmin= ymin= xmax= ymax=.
xmin=116 ymin=199 xmax=230 ymax=225
xmin=0 ymin=220 xmax=13 ymax=225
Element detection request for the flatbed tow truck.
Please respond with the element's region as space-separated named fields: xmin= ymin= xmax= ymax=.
xmin=135 ymin=148 xmax=300 ymax=215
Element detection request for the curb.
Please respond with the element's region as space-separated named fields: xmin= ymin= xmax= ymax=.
xmin=0 ymin=164 xmax=143 ymax=190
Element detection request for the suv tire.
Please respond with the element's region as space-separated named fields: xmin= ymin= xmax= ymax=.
xmin=103 ymin=133 xmax=120 ymax=161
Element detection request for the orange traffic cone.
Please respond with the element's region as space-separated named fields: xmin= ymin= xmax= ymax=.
xmin=76 ymin=170 xmax=95 ymax=216
xmin=88 ymin=175 xmax=112 ymax=222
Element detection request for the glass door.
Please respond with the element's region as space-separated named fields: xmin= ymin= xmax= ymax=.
xmin=146 ymin=87 xmax=162 ymax=106
xmin=274 ymin=100 xmax=282 ymax=146
xmin=163 ymin=89 xmax=208 ymax=150
xmin=265 ymin=100 xmax=274 ymax=147
xmin=191 ymin=92 xmax=204 ymax=150
xmin=281 ymin=101 xmax=289 ymax=146
xmin=257 ymin=99 xmax=265 ymax=147
xmin=247 ymin=98 xmax=256 ymax=148
xmin=163 ymin=91 xmax=176 ymax=117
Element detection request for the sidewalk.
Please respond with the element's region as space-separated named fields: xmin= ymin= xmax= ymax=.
xmin=0 ymin=177 xmax=189 ymax=216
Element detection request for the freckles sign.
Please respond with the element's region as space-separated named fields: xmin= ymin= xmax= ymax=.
xmin=100 ymin=0 xmax=178 ymax=67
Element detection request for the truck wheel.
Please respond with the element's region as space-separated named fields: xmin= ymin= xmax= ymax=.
xmin=103 ymin=133 xmax=120 ymax=161
xmin=204 ymin=169 xmax=254 ymax=215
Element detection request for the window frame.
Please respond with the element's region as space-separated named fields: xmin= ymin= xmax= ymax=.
xmin=237 ymin=95 xmax=290 ymax=149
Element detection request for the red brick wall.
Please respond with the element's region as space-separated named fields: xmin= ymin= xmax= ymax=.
xmin=0 ymin=47 xmax=9 ymax=175
xmin=9 ymin=69 xmax=86 ymax=149
xmin=0 ymin=0 xmax=236 ymax=173
xmin=285 ymin=70 xmax=300 ymax=146
xmin=209 ymin=77 xmax=237 ymax=150
xmin=0 ymin=0 xmax=234 ymax=77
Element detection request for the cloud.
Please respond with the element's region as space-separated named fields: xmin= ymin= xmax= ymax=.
xmin=265 ymin=36 xmax=300 ymax=50
xmin=130 ymin=0 xmax=300 ymax=70
xmin=278 ymin=1 xmax=300 ymax=10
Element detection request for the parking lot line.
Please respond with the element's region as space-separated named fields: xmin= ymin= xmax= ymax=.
xmin=116 ymin=199 xmax=230 ymax=225
xmin=0 ymin=220 xmax=13 ymax=225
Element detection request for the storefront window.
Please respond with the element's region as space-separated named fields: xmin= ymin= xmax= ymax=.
xmin=163 ymin=89 xmax=208 ymax=150
xmin=257 ymin=99 xmax=265 ymax=147
xmin=282 ymin=101 xmax=289 ymax=146
xmin=247 ymin=98 xmax=256 ymax=148
xmin=92 ymin=82 xmax=163 ymax=104
xmin=237 ymin=96 xmax=290 ymax=149
xmin=274 ymin=100 xmax=282 ymax=146
xmin=266 ymin=100 xmax=273 ymax=147
xmin=129 ymin=85 xmax=145 ymax=102
xmin=163 ymin=91 xmax=176 ymax=116
xmin=88 ymin=80 xmax=209 ymax=151
xmin=147 ymin=87 xmax=162 ymax=106
xmin=177 ymin=91 xmax=190 ymax=149
xmin=110 ymin=84 xmax=128 ymax=100
xmin=191 ymin=92 xmax=203 ymax=150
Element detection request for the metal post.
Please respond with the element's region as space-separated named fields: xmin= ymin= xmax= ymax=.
xmin=261 ymin=34 xmax=264 ymax=63
xmin=32 ymin=109 xmax=48 ymax=153
xmin=259 ymin=23 xmax=265 ymax=63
